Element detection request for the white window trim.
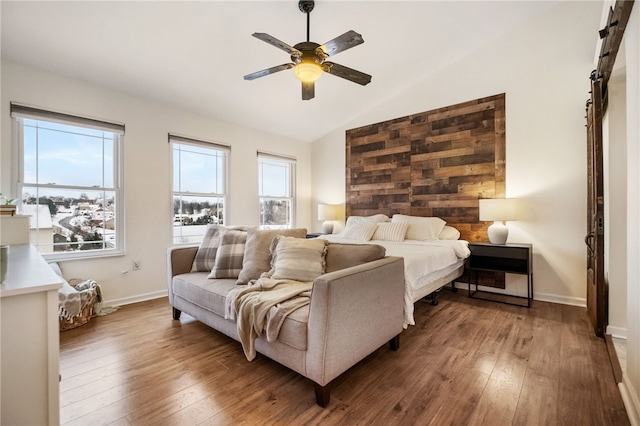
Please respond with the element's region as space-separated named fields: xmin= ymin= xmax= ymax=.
xmin=11 ymin=103 xmax=125 ymax=261
xmin=257 ymin=151 xmax=296 ymax=229
xmin=170 ymin=133 xmax=230 ymax=245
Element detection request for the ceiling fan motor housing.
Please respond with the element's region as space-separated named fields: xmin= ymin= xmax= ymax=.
xmin=291 ymin=41 xmax=324 ymax=65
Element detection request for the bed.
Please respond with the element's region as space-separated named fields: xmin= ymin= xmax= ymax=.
xmin=319 ymin=214 xmax=470 ymax=327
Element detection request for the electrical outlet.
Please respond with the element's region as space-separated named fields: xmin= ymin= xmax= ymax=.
xmin=133 ymin=260 xmax=141 ymax=270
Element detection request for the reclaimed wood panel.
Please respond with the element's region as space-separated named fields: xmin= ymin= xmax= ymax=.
xmin=346 ymin=94 xmax=506 ymax=243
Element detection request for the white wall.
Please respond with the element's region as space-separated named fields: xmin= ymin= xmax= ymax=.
xmin=604 ymin=70 xmax=628 ymax=339
xmin=312 ymin=1 xmax=601 ymax=305
xmin=623 ymin=3 xmax=640 ymax=423
xmin=0 ymin=61 xmax=313 ymax=305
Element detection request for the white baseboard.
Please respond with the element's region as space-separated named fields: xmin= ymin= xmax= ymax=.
xmin=607 ymin=325 xmax=628 ymax=339
xmin=452 ymin=282 xmax=587 ymax=307
xmin=620 ymin=374 xmax=640 ymax=426
xmin=103 ymin=289 xmax=168 ymax=307
xmin=533 ymin=292 xmax=586 ymax=307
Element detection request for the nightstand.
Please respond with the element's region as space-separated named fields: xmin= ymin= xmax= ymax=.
xmin=467 ymin=242 xmax=533 ymax=307
xmin=306 ymin=233 xmax=325 ymax=239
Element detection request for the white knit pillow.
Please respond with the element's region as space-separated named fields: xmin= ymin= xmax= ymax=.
xmin=341 ymin=222 xmax=377 ymax=241
xmin=372 ymin=221 xmax=408 ymax=242
xmin=271 ymin=237 xmax=327 ymax=282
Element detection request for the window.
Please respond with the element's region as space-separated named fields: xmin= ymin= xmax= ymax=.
xmin=258 ymin=152 xmax=296 ymax=229
xmin=12 ymin=103 xmax=124 ymax=259
xmin=171 ymin=134 xmax=229 ymax=244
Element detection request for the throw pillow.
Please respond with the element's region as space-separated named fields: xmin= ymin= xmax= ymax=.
xmin=341 ymin=221 xmax=377 ymax=241
xmin=438 ymin=225 xmax=461 ymax=240
xmin=391 ymin=215 xmax=446 ymax=241
xmin=192 ymin=225 xmax=253 ymax=272
xmin=372 ymin=221 xmax=409 ymax=242
xmin=271 ymin=236 xmax=328 ymax=282
xmin=344 ymin=214 xmax=389 ymax=228
xmin=208 ymin=230 xmax=248 ymax=279
xmin=236 ymin=228 xmax=307 ymax=284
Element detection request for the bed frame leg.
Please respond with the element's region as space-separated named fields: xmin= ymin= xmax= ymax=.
xmin=314 ymin=383 xmax=331 ymax=407
xmin=172 ymin=307 xmax=181 ymax=320
xmin=451 ymin=281 xmax=458 ymax=292
xmin=389 ymin=334 xmax=400 ymax=351
xmin=429 ymin=292 xmax=439 ymax=306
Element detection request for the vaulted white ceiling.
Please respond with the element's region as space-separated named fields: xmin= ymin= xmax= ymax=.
xmin=1 ymin=1 xmax=557 ymax=143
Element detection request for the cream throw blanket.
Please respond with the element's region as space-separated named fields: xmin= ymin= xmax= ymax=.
xmin=225 ymin=276 xmax=312 ymax=361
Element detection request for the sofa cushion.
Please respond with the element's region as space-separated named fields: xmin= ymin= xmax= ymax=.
xmin=172 ymin=273 xmax=309 ymax=350
xmin=325 ymin=243 xmax=386 ymax=273
xmin=209 ymin=230 xmax=247 ymax=278
xmin=173 ymin=272 xmax=237 ymax=317
xmin=236 ymin=228 xmax=307 ymax=284
xmin=271 ymin=236 xmax=328 ymax=282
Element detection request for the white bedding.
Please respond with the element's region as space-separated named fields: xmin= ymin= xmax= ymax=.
xmin=319 ymin=235 xmax=470 ymax=327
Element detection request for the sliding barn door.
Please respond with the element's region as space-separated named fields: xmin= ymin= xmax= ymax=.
xmin=586 ymin=78 xmax=606 ymax=337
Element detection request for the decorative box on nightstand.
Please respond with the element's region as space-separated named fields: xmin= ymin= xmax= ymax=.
xmin=466 ymin=242 xmax=533 ymax=307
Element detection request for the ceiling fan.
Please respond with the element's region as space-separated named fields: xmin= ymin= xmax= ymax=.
xmin=243 ymin=0 xmax=372 ymax=101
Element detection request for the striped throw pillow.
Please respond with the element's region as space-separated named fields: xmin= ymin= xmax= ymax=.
xmin=372 ymin=221 xmax=409 ymax=242
xmin=341 ymin=222 xmax=377 ymax=241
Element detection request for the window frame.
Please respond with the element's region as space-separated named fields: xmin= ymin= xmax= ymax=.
xmin=11 ymin=103 xmax=125 ymax=261
xmin=170 ymin=134 xmax=229 ymax=245
xmin=257 ymin=151 xmax=296 ymax=229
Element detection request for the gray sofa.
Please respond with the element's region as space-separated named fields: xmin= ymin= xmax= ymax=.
xmin=167 ymin=240 xmax=405 ymax=406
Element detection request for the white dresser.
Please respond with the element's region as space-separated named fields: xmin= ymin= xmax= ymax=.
xmin=0 ymin=244 xmax=62 ymax=425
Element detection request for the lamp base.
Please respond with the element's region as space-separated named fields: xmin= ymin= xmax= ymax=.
xmin=322 ymin=221 xmax=334 ymax=234
xmin=487 ymin=221 xmax=508 ymax=244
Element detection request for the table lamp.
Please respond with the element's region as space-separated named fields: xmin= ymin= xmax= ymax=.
xmin=317 ymin=204 xmax=339 ymax=234
xmin=479 ymin=198 xmax=518 ymax=244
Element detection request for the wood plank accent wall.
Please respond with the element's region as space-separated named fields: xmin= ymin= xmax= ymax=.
xmin=346 ymin=93 xmax=506 ymax=243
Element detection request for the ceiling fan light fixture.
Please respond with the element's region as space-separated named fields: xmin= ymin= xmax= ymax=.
xmin=294 ymin=62 xmax=322 ymax=83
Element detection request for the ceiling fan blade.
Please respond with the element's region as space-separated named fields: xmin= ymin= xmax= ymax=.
xmin=302 ymin=81 xmax=315 ymax=100
xmin=316 ymin=30 xmax=364 ymax=58
xmin=323 ymin=62 xmax=372 ymax=86
xmin=252 ymin=33 xmax=302 ymax=57
xmin=244 ymin=63 xmax=294 ymax=81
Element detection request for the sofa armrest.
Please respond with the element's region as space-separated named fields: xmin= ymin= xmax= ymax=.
xmin=304 ymin=256 xmax=405 ymax=386
xmin=166 ymin=245 xmax=198 ymax=305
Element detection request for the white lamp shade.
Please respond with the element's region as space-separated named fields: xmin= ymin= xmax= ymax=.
xmin=317 ymin=204 xmax=339 ymax=221
xmin=479 ymin=198 xmax=518 ymax=222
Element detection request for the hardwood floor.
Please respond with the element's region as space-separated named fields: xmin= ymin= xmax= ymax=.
xmin=59 ymin=290 xmax=630 ymax=425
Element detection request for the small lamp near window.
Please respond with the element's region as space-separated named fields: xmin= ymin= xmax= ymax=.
xmin=479 ymin=198 xmax=518 ymax=245
xmin=318 ymin=204 xmax=339 ymax=234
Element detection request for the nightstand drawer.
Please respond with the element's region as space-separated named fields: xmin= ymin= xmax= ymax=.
xmin=468 ymin=243 xmax=532 ymax=274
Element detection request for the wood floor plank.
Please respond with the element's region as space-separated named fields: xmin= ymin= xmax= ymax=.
xmin=59 ymin=292 xmax=630 ymax=425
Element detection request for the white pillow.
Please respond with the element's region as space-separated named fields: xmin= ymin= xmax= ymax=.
xmin=271 ymin=236 xmax=327 ymax=282
xmin=341 ymin=221 xmax=377 ymax=241
xmin=344 ymin=214 xmax=389 ymax=228
xmin=372 ymin=222 xmax=408 ymax=242
xmin=438 ymin=225 xmax=461 ymax=240
xmin=391 ymin=215 xmax=446 ymax=241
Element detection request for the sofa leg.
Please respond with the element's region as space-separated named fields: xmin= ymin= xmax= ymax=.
xmin=314 ymin=383 xmax=331 ymax=407
xmin=172 ymin=307 xmax=181 ymax=320
xmin=389 ymin=334 xmax=400 ymax=351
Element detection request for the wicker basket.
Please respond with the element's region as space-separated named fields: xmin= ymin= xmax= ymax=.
xmin=59 ymin=285 xmax=99 ymax=331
